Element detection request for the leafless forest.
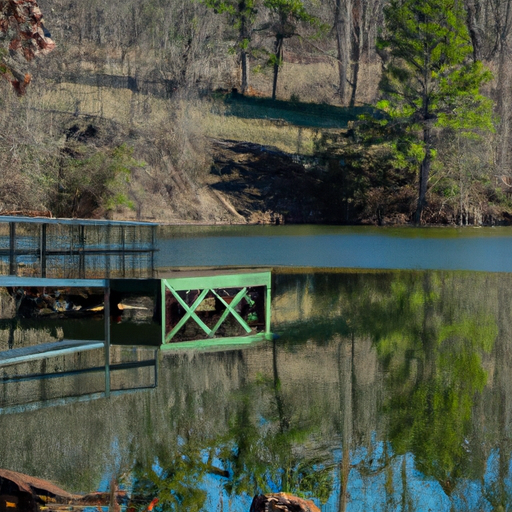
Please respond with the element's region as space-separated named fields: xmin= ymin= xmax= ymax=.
xmin=2 ymin=0 xmax=512 ymax=224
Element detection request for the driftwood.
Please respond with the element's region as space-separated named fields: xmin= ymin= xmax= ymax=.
xmin=0 ymin=468 xmax=79 ymax=511
xmin=0 ymin=470 xmax=160 ymax=511
xmin=1 ymin=469 xmax=320 ymax=512
xmin=0 ymin=209 xmax=52 ymax=218
xmin=0 ymin=468 xmax=77 ymax=499
xmin=250 ymin=493 xmax=321 ymax=512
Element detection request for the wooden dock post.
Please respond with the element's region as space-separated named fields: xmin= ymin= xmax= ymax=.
xmin=40 ymin=223 xmax=47 ymax=278
xmin=9 ymin=222 xmax=15 ymax=275
xmin=104 ymin=282 xmax=111 ymax=397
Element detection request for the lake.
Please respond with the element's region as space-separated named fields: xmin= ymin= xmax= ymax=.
xmin=2 ymin=226 xmax=512 ymax=511
xmin=156 ymin=225 xmax=512 ymax=271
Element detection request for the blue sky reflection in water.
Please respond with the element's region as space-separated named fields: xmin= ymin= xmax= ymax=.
xmin=157 ymin=225 xmax=512 ymax=271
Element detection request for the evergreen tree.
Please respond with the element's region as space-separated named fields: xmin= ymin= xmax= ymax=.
xmin=377 ymin=0 xmax=494 ymax=224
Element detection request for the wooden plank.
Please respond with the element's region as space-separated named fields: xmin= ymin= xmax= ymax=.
xmin=165 ymin=287 xmax=211 ymax=341
xmin=160 ymin=267 xmax=272 ymax=279
xmin=162 ymin=271 xmax=271 ymax=291
xmin=160 ymin=332 xmax=272 ymax=352
xmin=9 ymin=222 xmax=15 ymax=275
xmin=0 ymin=248 xmax=156 ymax=257
xmin=104 ymin=286 xmax=110 ymax=397
xmin=0 ymin=359 xmax=157 ymax=383
xmin=0 ymin=387 xmax=155 ymax=415
xmin=0 ymin=392 xmax=107 ymax=415
xmin=0 ymin=340 xmax=105 ymax=366
xmin=210 ymin=288 xmax=252 ymax=335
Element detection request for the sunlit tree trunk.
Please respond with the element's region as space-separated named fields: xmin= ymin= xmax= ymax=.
xmin=334 ymin=0 xmax=351 ymax=104
xmin=272 ymin=36 xmax=284 ymax=100
xmin=496 ymin=15 xmax=512 ymax=173
xmin=349 ymin=0 xmax=361 ymax=107
xmin=239 ymin=4 xmax=249 ymax=94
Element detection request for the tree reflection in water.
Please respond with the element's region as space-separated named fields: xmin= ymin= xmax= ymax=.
xmin=3 ymin=270 xmax=512 ymax=511
xmin=128 ymin=336 xmax=334 ymax=511
xmin=356 ymin=272 xmax=495 ymax=501
xmin=273 ymin=270 xmax=507 ymax=510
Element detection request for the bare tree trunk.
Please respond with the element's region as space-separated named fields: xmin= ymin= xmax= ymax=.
xmin=349 ymin=0 xmax=361 ymax=107
xmin=495 ymin=0 xmax=512 ymax=173
xmin=464 ymin=0 xmax=483 ymax=61
xmin=335 ymin=0 xmax=351 ymax=104
xmin=337 ymin=336 xmax=354 ymax=512
xmin=239 ymin=9 xmax=249 ymax=94
xmin=272 ymin=36 xmax=284 ymax=100
xmin=362 ymin=0 xmax=383 ymax=60
xmin=400 ymin=456 xmax=412 ymax=511
xmin=241 ymin=50 xmax=248 ymax=94
xmin=415 ymin=126 xmax=432 ymax=224
xmin=496 ymin=49 xmax=511 ymax=174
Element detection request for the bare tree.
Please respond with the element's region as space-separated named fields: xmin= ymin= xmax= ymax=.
xmin=261 ymin=0 xmax=319 ymax=100
xmin=333 ymin=0 xmax=351 ymax=103
xmin=329 ymin=0 xmax=384 ymax=106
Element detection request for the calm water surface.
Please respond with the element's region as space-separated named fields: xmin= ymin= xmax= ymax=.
xmin=2 ymin=226 xmax=512 ymax=511
xmin=157 ymin=224 xmax=512 ymax=271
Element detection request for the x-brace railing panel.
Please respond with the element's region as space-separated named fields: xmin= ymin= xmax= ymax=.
xmin=165 ymin=286 xmax=211 ymax=342
xmin=164 ymin=284 xmax=254 ymax=342
xmin=210 ymin=288 xmax=252 ymax=336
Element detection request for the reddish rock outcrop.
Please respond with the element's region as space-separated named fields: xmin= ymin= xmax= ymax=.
xmin=250 ymin=492 xmax=321 ymax=512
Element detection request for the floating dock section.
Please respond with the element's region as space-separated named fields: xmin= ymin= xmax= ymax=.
xmin=160 ymin=269 xmax=272 ymax=350
xmin=0 ymin=217 xmax=273 ymax=409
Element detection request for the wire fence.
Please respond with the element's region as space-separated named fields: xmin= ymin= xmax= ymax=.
xmin=0 ymin=217 xmax=157 ymax=278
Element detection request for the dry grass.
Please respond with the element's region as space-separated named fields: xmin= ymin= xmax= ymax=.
xmin=40 ymin=83 xmax=167 ymax=127
xmin=200 ymin=114 xmax=319 ymax=155
xmin=251 ymin=60 xmax=339 ymax=104
xmin=248 ymin=59 xmax=382 ymax=105
xmin=40 ymin=82 xmax=320 ymax=155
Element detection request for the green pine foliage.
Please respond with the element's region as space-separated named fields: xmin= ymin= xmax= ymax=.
xmin=376 ymin=0 xmax=494 ymax=223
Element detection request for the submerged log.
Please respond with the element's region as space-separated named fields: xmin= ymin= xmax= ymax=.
xmin=250 ymin=493 xmax=321 ymax=512
xmin=0 ymin=470 xmax=156 ymax=511
xmin=0 ymin=468 xmax=79 ymax=511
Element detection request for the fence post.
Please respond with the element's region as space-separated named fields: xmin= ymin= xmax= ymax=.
xmin=104 ymin=281 xmax=111 ymax=397
xmin=40 ymin=223 xmax=47 ymax=278
xmin=9 ymin=222 xmax=15 ymax=276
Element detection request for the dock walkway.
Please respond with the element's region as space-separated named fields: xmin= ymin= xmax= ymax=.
xmin=0 ymin=216 xmax=273 ymax=409
xmin=0 ymin=340 xmax=105 ymax=366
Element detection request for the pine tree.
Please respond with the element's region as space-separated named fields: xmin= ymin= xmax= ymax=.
xmin=377 ymin=0 xmax=494 ymax=224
